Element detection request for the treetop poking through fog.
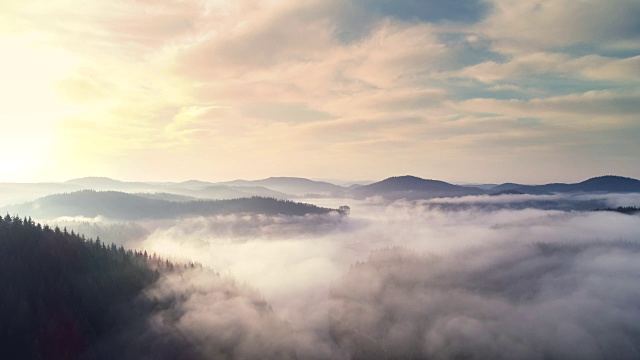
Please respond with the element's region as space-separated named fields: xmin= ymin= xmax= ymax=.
xmin=1 ymin=0 xmax=639 ymax=183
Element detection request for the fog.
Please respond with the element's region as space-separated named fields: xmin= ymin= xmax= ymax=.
xmin=100 ymin=193 xmax=640 ymax=359
xmin=143 ymin=269 xmax=298 ymax=360
xmin=421 ymin=192 xmax=640 ymax=210
xmin=331 ymin=241 xmax=640 ymax=359
xmin=11 ymin=191 xmax=637 ymax=358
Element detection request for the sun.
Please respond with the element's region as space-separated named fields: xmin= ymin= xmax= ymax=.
xmin=0 ymin=37 xmax=77 ymax=181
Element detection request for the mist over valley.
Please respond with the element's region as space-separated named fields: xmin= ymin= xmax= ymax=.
xmin=2 ymin=174 xmax=640 ymax=359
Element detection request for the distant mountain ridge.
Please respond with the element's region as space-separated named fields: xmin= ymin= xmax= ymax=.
xmin=219 ymin=177 xmax=346 ymax=196
xmin=3 ymin=175 xmax=639 ymax=206
xmin=348 ymin=175 xmax=640 ymax=201
xmin=351 ymin=175 xmax=486 ymax=200
xmin=490 ymin=175 xmax=640 ymax=194
xmin=9 ymin=190 xmax=344 ymax=220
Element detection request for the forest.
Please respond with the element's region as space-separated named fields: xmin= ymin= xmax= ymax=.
xmin=0 ymin=215 xmax=295 ymax=360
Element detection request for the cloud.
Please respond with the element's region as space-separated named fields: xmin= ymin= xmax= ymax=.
xmin=330 ymin=241 xmax=640 ymax=359
xmin=145 ymin=268 xmax=298 ymax=360
xmin=3 ymin=0 xmax=640 ymax=182
xmin=454 ymin=53 xmax=640 ymax=83
xmin=423 ymin=192 xmax=640 ymax=208
xmin=353 ymin=0 xmax=490 ymax=24
xmin=458 ymin=90 xmax=640 ymax=121
xmin=123 ymin=196 xmax=640 ymax=358
xmin=480 ymin=0 xmax=640 ymax=51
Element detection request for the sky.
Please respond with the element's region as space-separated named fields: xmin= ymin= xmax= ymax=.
xmin=1 ymin=0 xmax=639 ymax=184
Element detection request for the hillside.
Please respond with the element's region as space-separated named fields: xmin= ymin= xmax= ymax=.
xmin=64 ymin=178 xmax=293 ymax=200
xmin=8 ymin=190 xmax=342 ymax=220
xmin=489 ymin=182 xmax=527 ymax=193
xmin=0 ymin=215 xmax=183 ymax=359
xmin=219 ymin=177 xmax=346 ymax=196
xmin=0 ymin=215 xmax=296 ymax=360
xmin=65 ymin=177 xmax=155 ymax=192
xmin=494 ymin=175 xmax=640 ymax=194
xmin=351 ymin=175 xmax=486 ymax=200
xmin=193 ymin=185 xmax=291 ymax=200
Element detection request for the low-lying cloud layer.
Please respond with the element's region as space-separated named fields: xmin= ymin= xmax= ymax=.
xmin=330 ymin=241 xmax=640 ymax=359
xmin=115 ymin=194 xmax=640 ymax=358
xmin=145 ymin=269 xmax=297 ymax=360
xmin=18 ymin=192 xmax=637 ymax=358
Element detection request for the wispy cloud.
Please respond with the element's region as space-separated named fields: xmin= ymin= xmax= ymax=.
xmin=1 ymin=0 xmax=639 ymax=181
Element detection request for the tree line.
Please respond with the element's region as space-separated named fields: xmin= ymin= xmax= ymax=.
xmin=0 ymin=214 xmax=199 ymax=360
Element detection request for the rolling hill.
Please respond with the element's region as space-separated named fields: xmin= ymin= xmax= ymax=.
xmin=491 ymin=175 xmax=640 ymax=194
xmin=8 ymin=190 xmax=343 ymax=220
xmin=350 ymin=175 xmax=486 ymax=200
xmin=219 ymin=177 xmax=346 ymax=196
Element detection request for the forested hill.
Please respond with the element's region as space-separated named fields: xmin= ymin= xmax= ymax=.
xmin=10 ymin=190 xmax=343 ymax=220
xmin=0 ymin=214 xmax=182 ymax=359
xmin=351 ymin=175 xmax=486 ymax=200
xmin=489 ymin=175 xmax=640 ymax=194
xmin=0 ymin=215 xmax=296 ymax=360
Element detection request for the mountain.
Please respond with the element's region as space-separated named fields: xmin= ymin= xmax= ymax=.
xmin=175 ymin=179 xmax=216 ymax=189
xmin=191 ymin=185 xmax=291 ymax=200
xmin=489 ymin=183 xmax=527 ymax=192
xmin=65 ymin=177 xmax=157 ymax=192
xmin=134 ymin=192 xmax=197 ymax=202
xmin=226 ymin=186 xmax=291 ymax=199
xmin=66 ymin=178 xmax=293 ymax=200
xmin=190 ymin=185 xmax=251 ymax=199
xmin=572 ymin=175 xmax=640 ymax=192
xmin=461 ymin=183 xmax=499 ymax=191
xmin=490 ymin=189 xmax=526 ymax=196
xmin=219 ymin=177 xmax=346 ymax=196
xmin=351 ymin=175 xmax=486 ymax=200
xmin=9 ymin=190 xmax=343 ymax=220
xmin=498 ymin=175 xmax=640 ymax=194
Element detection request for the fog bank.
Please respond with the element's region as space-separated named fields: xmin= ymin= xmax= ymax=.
xmin=131 ymin=195 xmax=640 ymax=358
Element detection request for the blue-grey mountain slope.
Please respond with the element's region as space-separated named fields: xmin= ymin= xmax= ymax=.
xmin=493 ymin=176 xmax=640 ymax=194
xmin=351 ymin=175 xmax=486 ymax=200
xmin=8 ymin=190 xmax=343 ymax=221
xmin=219 ymin=177 xmax=346 ymax=196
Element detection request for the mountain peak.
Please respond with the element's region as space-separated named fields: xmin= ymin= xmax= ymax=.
xmin=352 ymin=175 xmax=485 ymax=200
xmin=580 ymin=175 xmax=637 ymax=183
xmin=381 ymin=175 xmax=444 ymax=184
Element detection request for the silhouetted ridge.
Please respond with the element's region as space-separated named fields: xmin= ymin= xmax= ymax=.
xmin=219 ymin=177 xmax=346 ymax=196
xmin=489 ymin=183 xmax=526 ymax=192
xmin=490 ymin=189 xmax=526 ymax=196
xmin=498 ymin=175 xmax=640 ymax=194
xmin=577 ymin=175 xmax=640 ymax=191
xmin=0 ymin=214 xmax=186 ymax=359
xmin=594 ymin=206 xmax=640 ymax=215
xmin=351 ymin=175 xmax=486 ymax=200
xmin=0 ymin=214 xmax=296 ymax=360
xmin=10 ymin=190 xmax=343 ymax=220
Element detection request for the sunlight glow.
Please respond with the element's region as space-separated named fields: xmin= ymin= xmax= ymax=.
xmin=0 ymin=37 xmax=77 ymax=181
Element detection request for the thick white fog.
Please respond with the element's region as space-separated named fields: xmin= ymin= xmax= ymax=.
xmin=331 ymin=242 xmax=640 ymax=359
xmin=104 ymin=194 xmax=640 ymax=359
